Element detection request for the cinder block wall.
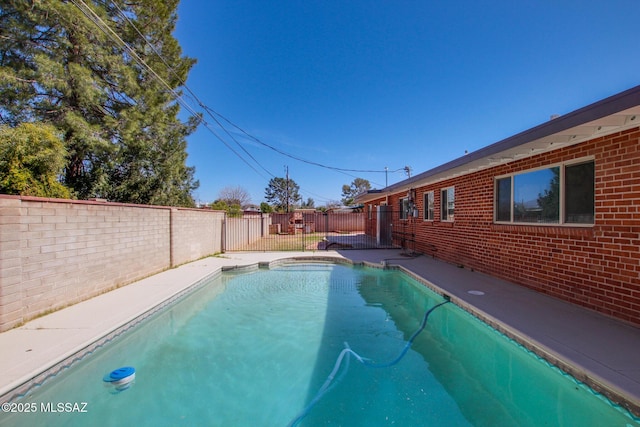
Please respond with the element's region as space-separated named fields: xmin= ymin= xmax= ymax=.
xmin=367 ymin=127 xmax=640 ymax=325
xmin=170 ymin=208 xmax=224 ymax=266
xmin=0 ymin=197 xmax=224 ymax=331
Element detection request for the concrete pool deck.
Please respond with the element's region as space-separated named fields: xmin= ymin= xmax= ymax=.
xmin=1 ymin=250 xmax=639 ymax=417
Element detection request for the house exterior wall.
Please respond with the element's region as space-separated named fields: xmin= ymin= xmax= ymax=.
xmin=0 ymin=196 xmax=224 ymax=331
xmin=363 ymin=127 xmax=640 ymax=325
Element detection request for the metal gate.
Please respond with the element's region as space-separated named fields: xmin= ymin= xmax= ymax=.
xmin=225 ymin=211 xmax=399 ymax=252
xmin=371 ymin=207 xmax=418 ymax=254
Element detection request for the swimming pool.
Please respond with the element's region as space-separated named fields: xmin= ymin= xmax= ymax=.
xmin=1 ymin=262 xmax=638 ymax=426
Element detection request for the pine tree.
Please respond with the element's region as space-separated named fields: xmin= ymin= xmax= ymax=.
xmin=0 ymin=0 xmax=198 ymax=206
xmin=341 ymin=178 xmax=371 ymax=206
xmin=104 ymin=0 xmax=199 ymax=206
xmin=265 ymin=177 xmax=301 ymax=213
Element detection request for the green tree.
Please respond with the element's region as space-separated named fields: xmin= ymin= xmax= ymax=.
xmin=210 ymin=199 xmax=242 ymax=217
xmin=0 ymin=0 xmax=198 ymax=206
xmin=210 ymin=200 xmax=229 ymax=211
xmin=259 ymin=202 xmax=273 ymax=213
xmin=265 ymin=177 xmax=300 ymax=212
xmin=104 ymin=0 xmax=199 ymax=207
xmin=227 ymin=204 xmax=243 ymax=218
xmin=341 ymin=178 xmax=371 ymax=206
xmin=0 ymin=123 xmax=71 ymax=198
xmin=301 ymin=197 xmax=315 ymax=209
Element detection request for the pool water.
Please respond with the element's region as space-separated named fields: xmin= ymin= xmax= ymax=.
xmin=1 ymin=263 xmax=638 ymax=426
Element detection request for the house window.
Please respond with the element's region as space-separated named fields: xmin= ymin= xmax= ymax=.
xmin=565 ymin=161 xmax=595 ymax=223
xmin=441 ymin=187 xmax=454 ymax=221
xmin=494 ymin=159 xmax=594 ymax=225
xmin=424 ymin=191 xmax=434 ymax=221
xmin=514 ymin=167 xmax=560 ymax=223
xmin=495 ymin=178 xmax=511 ymax=221
xmin=399 ymin=197 xmax=409 ymax=220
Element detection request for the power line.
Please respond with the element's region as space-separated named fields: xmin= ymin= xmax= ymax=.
xmin=207 ymin=107 xmax=388 ymax=174
xmin=69 ymin=3 xmax=337 ymax=202
xmin=72 ymin=0 xmax=401 ymax=202
xmin=70 ymin=0 xmax=273 ymax=182
xmin=106 ymin=0 xmax=395 ymax=177
xmin=106 ymin=0 xmax=281 ymax=182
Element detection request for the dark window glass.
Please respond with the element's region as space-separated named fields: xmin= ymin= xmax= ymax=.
xmin=495 ymin=177 xmax=511 ymax=221
xmin=565 ymin=161 xmax=595 ymax=224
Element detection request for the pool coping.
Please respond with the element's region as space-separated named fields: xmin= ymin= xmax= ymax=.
xmin=1 ymin=250 xmax=639 ymax=419
xmin=0 ymin=253 xmax=348 ymax=403
xmin=393 ymin=264 xmax=640 ymax=418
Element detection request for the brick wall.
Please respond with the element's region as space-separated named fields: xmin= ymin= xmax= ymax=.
xmin=366 ymin=127 xmax=640 ymax=325
xmin=0 ymin=196 xmax=224 ymax=331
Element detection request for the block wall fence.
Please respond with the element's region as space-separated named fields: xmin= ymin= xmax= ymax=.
xmin=365 ymin=127 xmax=640 ymax=326
xmin=0 ymin=196 xmax=225 ymax=331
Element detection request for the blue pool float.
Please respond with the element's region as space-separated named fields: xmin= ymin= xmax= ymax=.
xmin=103 ymin=366 xmax=136 ymax=391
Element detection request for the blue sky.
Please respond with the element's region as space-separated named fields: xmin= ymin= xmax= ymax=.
xmin=174 ymin=1 xmax=640 ymax=207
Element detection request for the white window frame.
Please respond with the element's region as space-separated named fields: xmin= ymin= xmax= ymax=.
xmin=441 ymin=187 xmax=454 ymax=222
xmin=423 ymin=191 xmax=434 ymax=221
xmin=399 ymin=197 xmax=409 ymax=220
xmin=494 ymin=157 xmax=595 ymax=226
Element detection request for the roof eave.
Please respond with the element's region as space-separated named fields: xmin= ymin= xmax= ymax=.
xmin=358 ymin=85 xmax=640 ymax=202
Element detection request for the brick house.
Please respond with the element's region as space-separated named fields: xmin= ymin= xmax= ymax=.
xmin=356 ymin=85 xmax=640 ymax=326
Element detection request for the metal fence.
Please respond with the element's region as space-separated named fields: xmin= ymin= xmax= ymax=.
xmin=224 ymin=211 xmax=397 ymax=252
xmin=365 ymin=208 xmax=420 ymax=254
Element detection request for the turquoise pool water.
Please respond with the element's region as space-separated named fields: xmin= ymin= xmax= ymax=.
xmin=1 ymin=262 xmax=638 ymax=426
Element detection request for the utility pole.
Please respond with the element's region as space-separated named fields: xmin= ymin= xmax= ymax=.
xmin=285 ymin=165 xmax=289 ymax=213
xmin=385 ymin=166 xmax=388 ymax=188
